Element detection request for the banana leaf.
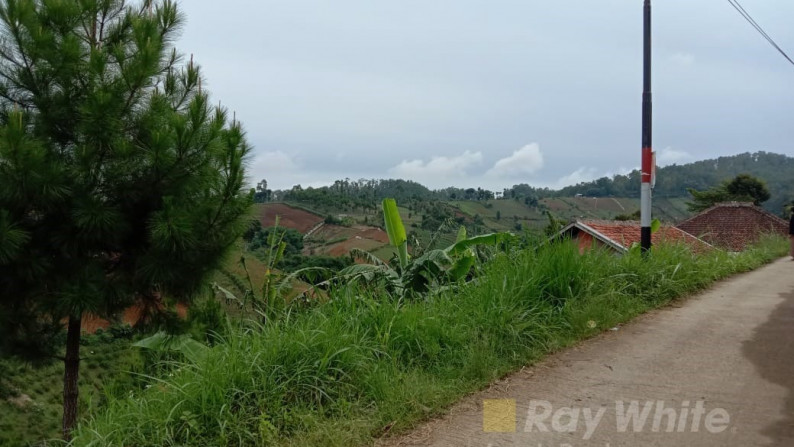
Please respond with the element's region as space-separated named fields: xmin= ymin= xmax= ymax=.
xmin=444 ymin=232 xmax=513 ymax=256
xmin=349 ymin=247 xmax=388 ymax=267
xmin=382 ymin=198 xmax=409 ymax=268
xmin=448 ymin=252 xmax=476 ymax=281
xmin=651 ymin=218 xmax=661 ymax=234
xmin=133 ymin=332 xmax=208 ymax=363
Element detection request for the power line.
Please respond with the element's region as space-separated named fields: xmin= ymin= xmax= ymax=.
xmin=726 ymin=0 xmax=794 ymax=67
xmin=726 ymin=0 xmax=793 ymax=65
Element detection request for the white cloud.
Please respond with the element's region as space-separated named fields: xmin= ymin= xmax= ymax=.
xmin=486 ymin=143 xmax=544 ymax=179
xmin=389 ymin=150 xmax=483 ymax=188
xmin=551 ymin=167 xmax=600 ymax=188
xmin=548 ymin=164 xmax=642 ymax=189
xmin=656 ymin=147 xmax=693 ymax=166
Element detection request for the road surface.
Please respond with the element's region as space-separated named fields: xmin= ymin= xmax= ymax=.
xmin=377 ymin=258 xmax=794 ymax=447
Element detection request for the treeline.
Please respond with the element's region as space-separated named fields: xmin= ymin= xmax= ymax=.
xmin=255 ymin=152 xmax=794 ymax=215
xmin=258 ymin=179 xmax=509 ymax=211
xmin=259 ymin=178 xmax=546 ymax=209
xmin=279 ymin=179 xmax=433 ymax=210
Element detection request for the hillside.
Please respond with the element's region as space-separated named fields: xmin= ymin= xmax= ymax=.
xmin=554 ymin=151 xmax=794 ymax=215
xmin=259 ymin=153 xmax=792 ymax=232
xmin=253 ymin=196 xmax=693 ymax=262
xmin=247 ymin=152 xmax=794 ymax=264
xmin=254 ymin=203 xmax=324 ymax=233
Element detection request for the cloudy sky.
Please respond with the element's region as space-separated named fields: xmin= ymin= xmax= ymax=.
xmin=174 ymin=0 xmax=794 ymax=191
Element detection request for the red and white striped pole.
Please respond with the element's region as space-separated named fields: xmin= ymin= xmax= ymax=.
xmin=641 ymin=0 xmax=653 ymax=253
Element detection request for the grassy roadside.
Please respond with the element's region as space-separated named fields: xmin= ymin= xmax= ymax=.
xmin=69 ymin=236 xmax=788 ymax=446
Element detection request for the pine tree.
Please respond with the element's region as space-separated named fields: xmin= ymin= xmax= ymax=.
xmin=0 ymin=0 xmax=251 ymax=438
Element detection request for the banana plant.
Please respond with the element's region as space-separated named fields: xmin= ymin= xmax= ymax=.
xmin=298 ymin=198 xmax=514 ymax=298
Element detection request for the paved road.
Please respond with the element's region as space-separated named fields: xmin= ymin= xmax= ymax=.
xmin=378 ymin=258 xmax=794 ymax=447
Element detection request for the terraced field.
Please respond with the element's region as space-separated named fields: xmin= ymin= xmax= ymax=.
xmin=254 ymin=203 xmax=324 ymax=233
xmin=305 ymin=224 xmax=390 ymax=257
xmin=256 ymin=198 xmax=694 ymax=261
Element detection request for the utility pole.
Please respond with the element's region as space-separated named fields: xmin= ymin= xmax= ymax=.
xmin=640 ymin=0 xmax=653 ymax=253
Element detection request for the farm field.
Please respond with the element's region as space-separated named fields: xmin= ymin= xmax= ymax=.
xmin=258 ymin=198 xmax=695 ymax=248
xmin=305 ymin=224 xmax=390 ymax=257
xmin=540 ymin=196 xmax=691 ymax=223
xmin=1 ymin=334 xmax=140 ymax=446
xmin=254 ymin=203 xmax=324 ymax=233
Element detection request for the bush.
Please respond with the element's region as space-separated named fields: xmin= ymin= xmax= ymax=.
xmin=108 ymin=324 xmax=134 ymax=340
xmin=324 ymin=215 xmax=342 ymax=225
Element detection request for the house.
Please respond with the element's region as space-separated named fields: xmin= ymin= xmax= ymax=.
xmin=676 ymin=202 xmax=788 ymax=252
xmin=554 ymin=219 xmax=710 ymax=254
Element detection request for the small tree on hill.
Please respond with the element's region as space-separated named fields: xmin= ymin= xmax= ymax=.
xmin=254 ymin=178 xmax=272 ymax=203
xmin=725 ymin=174 xmax=771 ymax=204
xmin=686 ymin=174 xmax=771 ymax=212
xmin=0 ymin=0 xmax=251 ymax=438
xmin=543 ymin=211 xmax=565 ymax=236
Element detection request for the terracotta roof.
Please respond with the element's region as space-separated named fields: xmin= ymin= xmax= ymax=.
xmin=676 ymin=202 xmax=788 ymax=252
xmin=556 ymin=219 xmax=711 ymax=254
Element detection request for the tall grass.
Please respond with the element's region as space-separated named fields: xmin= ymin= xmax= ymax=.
xmin=69 ymin=236 xmax=788 ymax=446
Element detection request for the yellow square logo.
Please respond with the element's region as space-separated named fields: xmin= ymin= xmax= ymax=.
xmin=482 ymin=399 xmax=516 ymax=433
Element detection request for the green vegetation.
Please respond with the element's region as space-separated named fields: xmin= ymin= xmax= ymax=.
xmin=555 ymin=152 xmax=794 ymax=215
xmin=0 ymin=0 xmax=251 ymax=436
xmin=543 ymin=211 xmax=567 ymax=236
xmin=687 ymin=173 xmax=771 ymax=212
xmin=279 ymin=255 xmax=353 ymax=274
xmin=69 ymin=235 xmax=788 ymax=446
xmin=1 ymin=3 xmax=791 ymax=446
xmin=313 ymin=199 xmax=513 ymax=299
xmin=277 ymin=179 xmax=433 ymax=214
xmin=615 ymin=209 xmax=642 ymax=221
xmin=251 ymin=153 xmax=793 ymax=245
xmin=254 ymin=152 xmax=794 ymax=241
xmin=245 ymin=225 xmax=352 ymax=274
xmin=248 ymin=227 xmax=304 ymax=255
xmin=0 ymin=326 xmax=140 ymax=446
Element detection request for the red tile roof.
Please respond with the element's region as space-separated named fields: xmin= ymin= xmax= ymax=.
xmin=676 ymin=202 xmax=788 ymax=252
xmin=557 ymin=219 xmax=711 ymax=253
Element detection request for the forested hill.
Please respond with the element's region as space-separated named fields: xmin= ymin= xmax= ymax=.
xmin=554 ymin=152 xmax=794 ymax=214
xmin=261 ymin=152 xmax=794 ymax=216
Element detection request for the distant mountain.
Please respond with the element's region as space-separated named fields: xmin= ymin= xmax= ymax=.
xmin=552 ymin=152 xmax=794 ymax=215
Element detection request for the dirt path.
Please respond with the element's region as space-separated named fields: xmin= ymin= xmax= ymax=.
xmin=377 ymin=258 xmax=794 ymax=447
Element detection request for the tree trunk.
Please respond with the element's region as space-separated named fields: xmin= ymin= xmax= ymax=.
xmin=62 ymin=315 xmax=82 ymax=440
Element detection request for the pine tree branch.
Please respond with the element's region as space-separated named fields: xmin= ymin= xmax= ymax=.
xmin=8 ymin=22 xmax=40 ymax=99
